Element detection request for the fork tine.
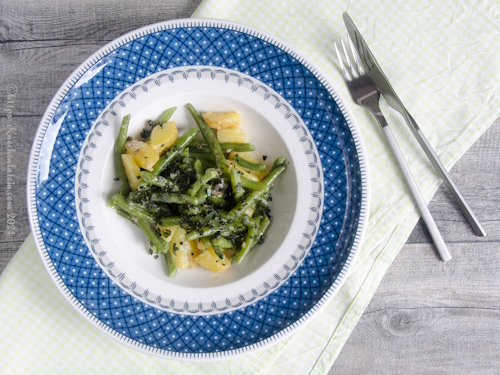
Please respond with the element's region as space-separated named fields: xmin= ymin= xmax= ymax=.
xmin=334 ymin=41 xmax=352 ymax=81
xmin=341 ymin=38 xmax=358 ymax=79
xmin=347 ymin=34 xmax=366 ymax=75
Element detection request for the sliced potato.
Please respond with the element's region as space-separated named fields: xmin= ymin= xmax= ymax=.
xmin=157 ymin=224 xmax=179 ymax=244
xmin=194 ymin=247 xmax=231 ymax=273
xmin=121 ymin=154 xmax=142 ymax=190
xmin=124 ymin=138 xmax=159 ymax=171
xmin=147 ymin=121 xmax=178 ymax=155
xmin=217 ymin=128 xmax=248 ymax=144
xmin=202 ymin=112 xmax=241 ymax=130
xmin=188 ymin=240 xmax=200 ymax=269
xmin=169 ymin=228 xmax=197 ymax=270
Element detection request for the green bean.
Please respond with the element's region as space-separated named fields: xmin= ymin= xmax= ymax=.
xmin=189 ymin=151 xmax=215 ymax=161
xmin=158 ymin=106 xmax=177 ymax=124
xmin=116 ymin=207 xmax=132 ymax=221
xmin=200 ymin=236 xmax=213 ymax=249
xmin=186 ymin=221 xmax=245 ymax=241
xmin=187 ymin=168 xmax=219 ymax=196
xmin=114 ymin=114 xmax=131 ymax=193
xmin=164 ymin=252 xmax=177 ymax=278
xmin=218 ymin=222 xmax=247 ymax=237
xmin=230 ymin=162 xmax=286 ymax=217
xmin=111 ymin=194 xmax=155 ymax=224
xmin=230 ymin=168 xmax=245 ymax=200
xmin=186 ymin=226 xmax=220 ymax=241
xmin=240 ymin=177 xmax=265 ymax=191
xmin=262 ymin=164 xmax=286 ymax=189
xmin=152 ymin=128 xmax=199 ymax=175
xmin=187 ymin=104 xmax=231 ymax=180
xmin=207 ymin=196 xmax=227 ymax=207
xmin=193 ymin=159 xmax=203 ymax=181
xmin=159 ymin=216 xmax=182 ymax=227
xmin=181 ymin=146 xmax=190 ymax=161
xmin=212 ymin=237 xmax=234 ymax=249
xmin=135 ymin=218 xmax=168 ymax=254
xmin=258 ymin=215 xmax=271 ymax=239
xmin=189 ymin=142 xmax=256 ymax=153
xmin=151 ymin=192 xmax=207 ymax=205
xmin=271 ymin=157 xmax=286 ymax=171
xmin=234 ymin=218 xmax=261 ymax=264
xmin=233 ymin=155 xmax=266 ymax=171
xmin=212 ymin=244 xmax=224 ymax=259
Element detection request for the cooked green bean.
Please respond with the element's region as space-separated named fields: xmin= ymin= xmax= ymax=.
xmin=189 ymin=141 xmax=255 ymax=153
xmin=151 ymin=192 xmax=207 ymax=205
xmin=193 ymin=159 xmax=203 ymax=181
xmin=234 ymin=218 xmax=261 ymax=264
xmin=158 ymin=106 xmax=177 ymax=124
xmin=230 ymin=161 xmax=286 ymax=217
xmin=212 ymin=244 xmax=224 ymax=259
xmin=200 ymin=236 xmax=213 ymax=249
xmin=240 ymin=177 xmax=265 ymax=191
xmin=111 ymin=194 xmax=155 ymax=224
xmin=187 ymin=168 xmax=219 ymax=196
xmin=187 ymin=104 xmax=231 ymax=180
xmin=159 ymin=216 xmax=182 ymax=227
xmin=207 ymin=196 xmax=227 ymax=207
xmin=135 ymin=218 xmax=168 ymax=254
xmin=231 ymin=168 xmax=245 ymax=200
xmin=233 ymin=155 xmax=266 ymax=171
xmin=164 ymin=252 xmax=177 ymax=278
xmin=258 ymin=215 xmax=271 ymax=240
xmin=212 ymin=237 xmax=234 ymax=249
xmin=116 ymin=207 xmax=132 ymax=221
xmin=152 ymin=128 xmax=199 ymax=175
xmin=114 ymin=114 xmax=131 ymax=194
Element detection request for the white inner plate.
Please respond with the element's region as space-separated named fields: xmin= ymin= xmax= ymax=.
xmin=75 ymin=67 xmax=321 ymax=314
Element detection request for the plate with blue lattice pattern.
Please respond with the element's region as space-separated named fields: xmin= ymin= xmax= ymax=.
xmin=27 ymin=19 xmax=369 ymax=361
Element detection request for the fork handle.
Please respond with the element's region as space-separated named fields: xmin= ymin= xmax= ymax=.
xmin=381 ymin=125 xmax=452 ymax=262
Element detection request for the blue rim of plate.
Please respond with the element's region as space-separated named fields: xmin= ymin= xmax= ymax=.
xmin=27 ymin=18 xmax=370 ymax=361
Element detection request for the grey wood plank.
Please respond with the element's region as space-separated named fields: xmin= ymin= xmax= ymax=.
xmin=0 ymin=41 xmax=110 ymax=116
xmin=0 ymin=0 xmax=201 ymax=43
xmin=330 ymin=241 xmax=500 ymax=375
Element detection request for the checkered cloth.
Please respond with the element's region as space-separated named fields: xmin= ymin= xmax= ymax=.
xmin=1 ymin=1 xmax=499 ymax=373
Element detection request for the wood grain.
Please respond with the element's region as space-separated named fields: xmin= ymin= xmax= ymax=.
xmin=330 ymin=241 xmax=500 ymax=375
xmin=0 ymin=1 xmax=499 ymax=374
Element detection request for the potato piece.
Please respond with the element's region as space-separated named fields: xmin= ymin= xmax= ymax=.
xmin=124 ymin=138 xmax=159 ymax=171
xmin=157 ymin=224 xmax=179 ymax=244
xmin=202 ymin=112 xmax=241 ymax=130
xmin=223 ymin=249 xmax=236 ymax=259
xmin=194 ymin=247 xmax=231 ymax=273
xmin=188 ymin=240 xmax=200 ymax=269
xmin=217 ymin=128 xmax=248 ymax=144
xmin=196 ymin=239 xmax=207 ymax=252
xmin=121 ymin=154 xmax=142 ymax=191
xmin=147 ymin=121 xmax=178 ymax=155
xmin=169 ymin=228 xmax=196 ymax=270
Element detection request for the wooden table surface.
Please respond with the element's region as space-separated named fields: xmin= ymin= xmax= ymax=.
xmin=1 ymin=1 xmax=499 ymax=374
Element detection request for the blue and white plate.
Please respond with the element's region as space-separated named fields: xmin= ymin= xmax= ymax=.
xmin=27 ymin=19 xmax=369 ymax=361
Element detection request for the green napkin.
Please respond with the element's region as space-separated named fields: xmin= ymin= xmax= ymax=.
xmin=1 ymin=1 xmax=499 ymax=374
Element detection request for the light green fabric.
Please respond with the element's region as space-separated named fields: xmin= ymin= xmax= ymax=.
xmin=1 ymin=1 xmax=499 ymax=374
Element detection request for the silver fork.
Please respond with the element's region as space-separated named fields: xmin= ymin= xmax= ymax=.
xmin=335 ymin=36 xmax=452 ymax=262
